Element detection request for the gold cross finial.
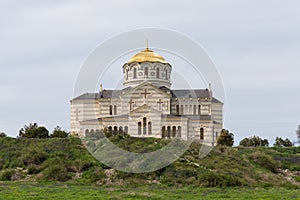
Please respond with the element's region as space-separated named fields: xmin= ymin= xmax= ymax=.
xmin=146 ymin=38 xmax=149 ymax=50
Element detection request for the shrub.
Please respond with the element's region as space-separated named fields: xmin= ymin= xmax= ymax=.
xmin=81 ymin=166 xmax=105 ymax=183
xmin=274 ymin=137 xmax=293 ymax=147
xmin=239 ymin=136 xmax=269 ymax=147
xmin=66 ymin=158 xmax=95 ymax=173
xmin=0 ymin=132 xmax=6 ymax=138
xmin=198 ymin=171 xmax=243 ymax=187
xmin=42 ymin=164 xmax=71 ymax=182
xmin=21 ymin=150 xmax=47 ymax=166
xmin=50 ymin=126 xmax=69 ymax=138
xmin=217 ymin=129 xmax=234 ymax=147
xmin=0 ymin=170 xmax=15 ymax=181
xmin=249 ymin=152 xmax=278 ymax=173
xmin=19 ymin=123 xmax=49 ymax=138
xmin=27 ymin=165 xmax=40 ymax=174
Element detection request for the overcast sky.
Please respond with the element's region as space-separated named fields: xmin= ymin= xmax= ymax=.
xmin=0 ymin=0 xmax=300 ymax=145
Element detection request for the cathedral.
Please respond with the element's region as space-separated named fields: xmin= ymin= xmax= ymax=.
xmin=70 ymin=46 xmax=223 ymax=146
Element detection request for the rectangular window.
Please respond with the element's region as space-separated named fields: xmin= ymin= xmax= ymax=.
xmin=200 ymin=128 xmax=204 ymax=140
xmin=109 ymin=105 xmax=112 ymax=115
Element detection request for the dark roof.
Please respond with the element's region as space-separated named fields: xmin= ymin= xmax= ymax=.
xmin=71 ymin=90 xmax=122 ymax=101
xmin=161 ymin=114 xmax=183 ymax=119
xmin=99 ymin=90 xmax=122 ymax=98
xmin=72 ymin=87 xmax=222 ymax=103
xmin=212 ymin=97 xmax=223 ymax=103
xmin=102 ymin=114 xmax=129 ymax=119
xmin=170 ymin=89 xmax=211 ymax=99
xmin=162 ymin=114 xmax=212 ymax=120
xmin=79 ymin=118 xmax=102 ymax=123
xmin=71 ymin=93 xmax=99 ymax=101
xmin=182 ymin=115 xmax=212 ymax=120
xmin=158 ymin=86 xmax=170 ymax=93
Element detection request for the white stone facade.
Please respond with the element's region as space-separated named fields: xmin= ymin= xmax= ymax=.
xmin=70 ymin=48 xmax=223 ymax=146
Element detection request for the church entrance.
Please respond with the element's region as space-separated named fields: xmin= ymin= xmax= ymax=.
xmin=137 ymin=117 xmax=152 ymax=135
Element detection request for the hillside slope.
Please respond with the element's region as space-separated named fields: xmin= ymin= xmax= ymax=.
xmin=0 ymin=136 xmax=300 ymax=187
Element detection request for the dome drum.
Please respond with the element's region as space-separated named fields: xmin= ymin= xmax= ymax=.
xmin=123 ymin=48 xmax=172 ymax=89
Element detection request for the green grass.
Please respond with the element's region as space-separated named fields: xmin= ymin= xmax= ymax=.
xmin=1 ymin=136 xmax=300 ymax=188
xmin=0 ymin=182 xmax=300 ymax=200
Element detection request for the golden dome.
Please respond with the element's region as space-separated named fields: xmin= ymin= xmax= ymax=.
xmin=127 ymin=48 xmax=167 ymax=64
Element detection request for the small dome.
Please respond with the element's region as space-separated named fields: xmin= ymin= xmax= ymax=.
xmin=127 ymin=48 xmax=167 ymax=64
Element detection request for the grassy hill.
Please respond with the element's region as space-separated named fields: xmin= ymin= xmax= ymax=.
xmin=0 ymin=136 xmax=300 ymax=188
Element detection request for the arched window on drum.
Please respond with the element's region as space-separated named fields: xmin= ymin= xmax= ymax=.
xmin=133 ymin=68 xmax=137 ymax=79
xmin=156 ymin=67 xmax=160 ymax=78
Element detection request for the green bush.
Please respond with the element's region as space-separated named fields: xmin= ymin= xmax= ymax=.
xmin=27 ymin=165 xmax=40 ymax=174
xmin=198 ymin=171 xmax=243 ymax=187
xmin=249 ymin=152 xmax=279 ymax=173
xmin=66 ymin=158 xmax=95 ymax=173
xmin=21 ymin=150 xmax=47 ymax=166
xmin=81 ymin=166 xmax=105 ymax=183
xmin=42 ymin=164 xmax=71 ymax=182
xmin=0 ymin=170 xmax=15 ymax=181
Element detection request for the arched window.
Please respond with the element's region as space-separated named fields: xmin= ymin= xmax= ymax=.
xmin=148 ymin=122 xmax=152 ymax=135
xmin=198 ymin=105 xmax=201 ymax=115
xmin=156 ymin=67 xmax=160 ymax=78
xmin=126 ymin=69 xmax=128 ymax=80
xmin=176 ymin=105 xmax=180 ymax=115
xmin=200 ymin=128 xmax=204 ymax=140
xmin=119 ymin=126 xmax=123 ymax=135
xmin=133 ymin=68 xmax=137 ymax=79
xmin=108 ymin=126 xmax=112 ymax=134
xmin=162 ymin=126 xmax=166 ymax=138
xmin=167 ymin=126 xmax=171 ymax=138
xmin=165 ymin=69 xmax=168 ymax=80
xmin=113 ymin=126 xmax=118 ymax=135
xmin=144 ymin=67 xmax=148 ymax=77
xmin=143 ymin=117 xmax=147 ymax=135
xmin=109 ymin=105 xmax=112 ymax=115
xmin=138 ymin=122 xmax=142 ymax=135
xmin=172 ymin=126 xmax=176 ymax=138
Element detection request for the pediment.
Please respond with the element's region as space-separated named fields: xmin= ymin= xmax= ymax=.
xmin=120 ymin=81 xmax=170 ymax=100
xmin=129 ymin=104 xmax=161 ymax=115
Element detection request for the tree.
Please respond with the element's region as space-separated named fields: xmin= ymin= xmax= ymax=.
xmin=0 ymin=132 xmax=6 ymax=138
xmin=274 ymin=137 xmax=293 ymax=147
xmin=284 ymin=138 xmax=293 ymax=147
xmin=217 ymin=129 xmax=234 ymax=147
xmin=50 ymin=126 xmax=69 ymax=138
xmin=239 ymin=135 xmax=269 ymax=147
xmin=19 ymin=123 xmax=49 ymax=138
